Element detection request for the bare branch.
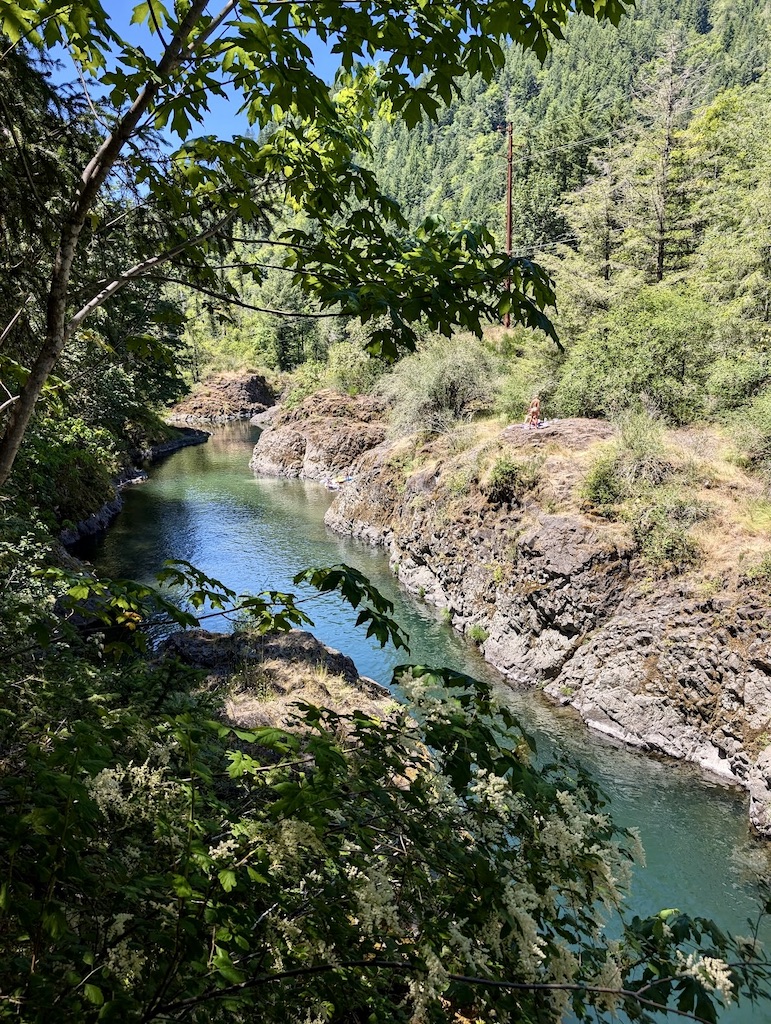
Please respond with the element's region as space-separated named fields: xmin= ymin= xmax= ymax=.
xmin=66 ymin=210 xmax=240 ymax=339
xmin=0 ymin=93 xmax=54 ymax=221
xmin=0 ymin=297 xmax=33 ymax=349
xmin=158 ymin=958 xmax=724 ymax=1023
xmin=0 ymin=394 xmax=20 ymax=416
xmin=148 ymin=274 xmax=345 ymax=318
xmin=75 ymin=63 xmax=111 ymax=131
xmin=146 ymin=0 xmax=170 ymax=49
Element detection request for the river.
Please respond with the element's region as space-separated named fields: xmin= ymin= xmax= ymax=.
xmin=79 ymin=422 xmax=771 ymax=1022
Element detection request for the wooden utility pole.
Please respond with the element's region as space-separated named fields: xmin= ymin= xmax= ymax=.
xmin=504 ymin=121 xmax=513 ymax=328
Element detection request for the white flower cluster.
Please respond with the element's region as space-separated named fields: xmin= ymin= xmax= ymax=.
xmin=626 ymin=826 xmax=646 ymax=867
xmin=88 ymin=758 xmax=183 ymax=825
xmin=424 ymin=769 xmax=459 ymax=815
xmin=538 ymin=791 xmax=635 ymax=911
xmin=208 ymin=836 xmax=240 ymax=863
xmin=501 ymin=880 xmax=547 ymax=977
xmin=470 ymin=767 xmax=520 ymax=817
xmin=267 ymin=819 xmax=324 ymax=878
xmin=468 ymin=766 xmax=523 ymax=843
xmin=407 ymin=946 xmax=449 ymax=1023
xmin=106 ymin=913 xmax=133 ymax=942
xmin=590 ymin=950 xmax=624 ymax=1013
xmin=676 ymin=951 xmax=734 ymax=1004
xmin=104 ymin=938 xmax=147 ymax=988
xmin=546 ymin=942 xmax=580 ymax=1017
xmin=344 ymin=859 xmax=399 ymax=937
xmin=441 ymin=917 xmax=491 ymax=974
xmin=397 ymin=678 xmax=460 ymax=728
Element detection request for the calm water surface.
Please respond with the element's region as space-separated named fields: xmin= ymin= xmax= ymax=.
xmin=82 ymin=423 xmax=771 ymax=1022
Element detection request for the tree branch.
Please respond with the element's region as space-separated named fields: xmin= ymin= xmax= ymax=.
xmin=157 ymin=958 xmax=727 ymax=1023
xmin=147 ymin=275 xmax=346 ymax=318
xmin=0 ymin=93 xmax=54 ymax=221
xmin=146 ymin=0 xmax=170 ymax=49
xmin=0 ymin=394 xmax=20 ymax=416
xmin=0 ymin=297 xmax=33 ymax=350
xmin=65 ymin=210 xmax=240 ymax=339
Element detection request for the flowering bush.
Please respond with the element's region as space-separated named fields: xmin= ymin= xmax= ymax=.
xmin=1 ymin=561 xmax=770 ymax=1023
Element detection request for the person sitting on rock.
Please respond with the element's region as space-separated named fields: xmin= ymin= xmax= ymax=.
xmin=525 ymin=396 xmax=541 ymax=428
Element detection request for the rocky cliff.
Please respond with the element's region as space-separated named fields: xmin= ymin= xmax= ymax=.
xmin=249 ymin=396 xmax=771 ymax=834
xmin=249 ymin=390 xmax=387 ymax=481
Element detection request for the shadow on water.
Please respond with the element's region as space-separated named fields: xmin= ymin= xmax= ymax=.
xmin=81 ymin=422 xmax=771 ymax=1021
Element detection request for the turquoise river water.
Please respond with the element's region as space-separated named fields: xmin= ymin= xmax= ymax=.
xmin=80 ymin=422 xmax=771 ymax=1022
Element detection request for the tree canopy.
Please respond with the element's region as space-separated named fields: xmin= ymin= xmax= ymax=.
xmin=5 ymin=3 xmax=771 ymax=1022
xmin=0 ymin=0 xmax=634 ymax=488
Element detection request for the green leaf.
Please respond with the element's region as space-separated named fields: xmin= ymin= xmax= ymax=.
xmin=84 ymin=984 xmax=104 ymax=1006
xmin=218 ymin=868 xmax=237 ymax=892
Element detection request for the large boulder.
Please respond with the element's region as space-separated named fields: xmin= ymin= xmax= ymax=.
xmin=249 ymin=390 xmax=387 ymax=481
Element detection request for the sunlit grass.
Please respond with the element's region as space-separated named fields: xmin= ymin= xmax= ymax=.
xmin=740 ymin=498 xmax=771 ymax=534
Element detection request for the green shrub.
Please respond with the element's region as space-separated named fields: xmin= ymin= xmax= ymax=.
xmin=706 ymin=353 xmax=771 ymax=413
xmin=615 ymin=412 xmax=673 ymax=487
xmin=282 ymin=360 xmax=327 ymax=407
xmin=553 ymin=285 xmax=714 ymax=424
xmin=377 ymin=336 xmax=495 ymax=435
xmin=581 ymin=415 xmax=672 ymax=515
xmin=486 ymin=453 xmax=542 ymax=505
xmin=468 ymin=623 xmax=489 ymax=644
xmin=494 ymin=337 xmax=557 ymax=424
xmin=628 ymin=489 xmax=709 ymax=575
xmin=580 ymin=451 xmax=624 ymax=514
xmin=732 ymin=389 xmax=771 ymax=467
xmin=11 ymin=417 xmax=119 ymax=526
xmin=326 ymin=341 xmax=387 ymax=395
xmin=636 ymin=518 xmax=700 ymax=575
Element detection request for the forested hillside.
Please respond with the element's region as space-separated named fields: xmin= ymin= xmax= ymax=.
xmin=188 ymin=0 xmax=771 ymax=461
xmin=370 ymin=0 xmax=767 ymax=245
xmin=363 ymin=0 xmax=771 ymax=442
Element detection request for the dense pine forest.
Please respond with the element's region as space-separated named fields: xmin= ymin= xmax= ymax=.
xmin=4 ymin=0 xmax=771 ymax=1021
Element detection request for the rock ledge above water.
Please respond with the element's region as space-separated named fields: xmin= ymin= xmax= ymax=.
xmin=249 ymin=390 xmax=387 ymax=481
xmin=161 ymin=628 xmax=394 ymax=730
xmin=169 ymin=373 xmax=276 ymax=423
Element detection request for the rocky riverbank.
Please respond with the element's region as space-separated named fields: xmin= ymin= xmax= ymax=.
xmin=168 ymin=372 xmax=275 ymax=423
xmin=60 ymin=427 xmax=209 ymax=546
xmin=248 ymin=393 xmax=771 ymax=835
xmin=249 ymin=390 xmax=387 ymax=481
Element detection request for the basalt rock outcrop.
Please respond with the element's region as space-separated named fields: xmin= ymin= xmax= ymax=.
xmin=161 ymin=627 xmax=393 ymax=729
xmin=169 ymin=373 xmax=275 ymax=423
xmin=314 ymin=416 xmax=771 ymax=835
xmin=249 ymin=390 xmax=387 ymax=481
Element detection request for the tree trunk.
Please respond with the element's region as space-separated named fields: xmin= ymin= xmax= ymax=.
xmin=0 ymin=0 xmax=212 ymax=492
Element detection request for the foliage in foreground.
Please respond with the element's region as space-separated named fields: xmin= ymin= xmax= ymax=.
xmin=1 ymin=549 xmax=771 ymax=1023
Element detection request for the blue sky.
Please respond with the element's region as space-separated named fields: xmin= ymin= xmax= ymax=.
xmin=54 ymin=0 xmax=343 ymax=139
